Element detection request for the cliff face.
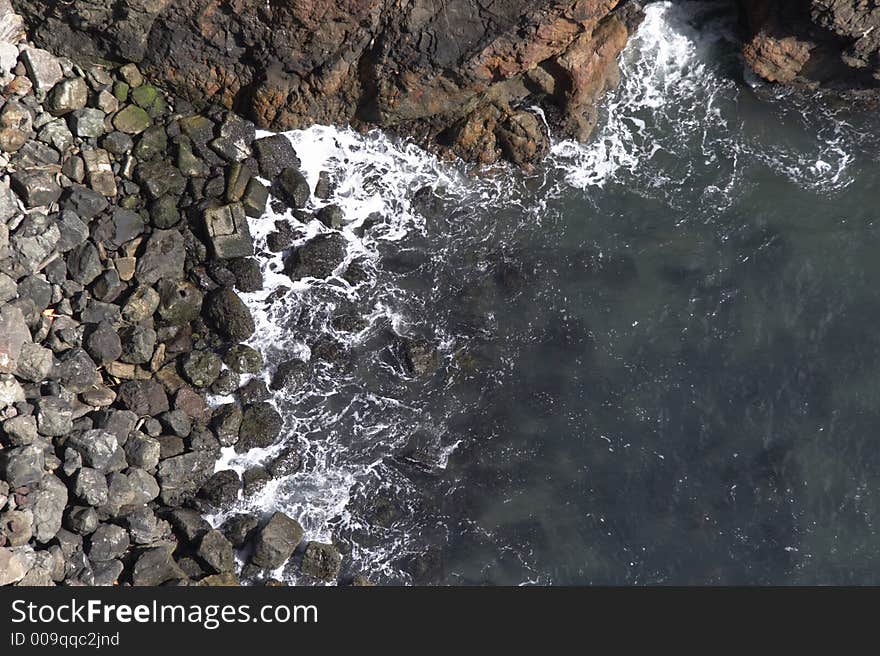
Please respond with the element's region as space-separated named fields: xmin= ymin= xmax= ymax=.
xmin=10 ymin=0 xmax=643 ymax=165
xmin=740 ymin=0 xmax=880 ymax=92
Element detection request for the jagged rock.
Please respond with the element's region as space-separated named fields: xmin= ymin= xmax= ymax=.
xmin=3 ymin=415 xmax=37 ymax=446
xmin=114 ymin=104 xmax=152 ymax=134
xmin=30 ymin=474 xmax=67 ymax=543
xmin=85 ymin=321 xmax=122 ymax=365
xmin=211 ymin=403 xmax=242 ymax=447
xmin=121 ymin=285 xmax=160 ymax=323
xmin=136 ymin=159 xmax=185 ymax=200
xmin=64 ymin=506 xmax=99 ymax=535
xmin=284 ymin=233 xmax=347 ymax=280
xmin=88 ymin=523 xmax=129 ymax=561
xmin=197 ymin=470 xmax=240 ymax=508
xmin=227 ymin=257 xmax=263 ymax=292
xmin=20 ymin=47 xmax=62 ymax=95
xmin=166 ymin=508 xmax=211 ymax=543
xmin=119 ymin=324 xmax=157 ymax=364
xmin=0 ymin=509 xmax=33 ymax=547
xmin=69 ymin=107 xmax=106 ymax=138
xmin=56 ymin=210 xmax=90 ymax=252
xmin=221 ymin=514 xmax=258 ymax=548
xmin=16 ymin=342 xmax=53 ymax=382
xmin=131 ymin=546 xmax=185 ymax=586
xmin=156 ymin=279 xmax=203 ymax=324
xmin=181 ymin=349 xmax=222 ymax=388
xmin=156 ymin=451 xmax=215 ymax=506
xmin=269 ymin=358 xmax=310 ymax=391
xmin=62 ymin=185 xmax=108 ymax=219
xmin=236 ymin=402 xmax=282 ymax=452
xmin=66 ymin=429 xmax=126 ymax=473
xmin=82 ymin=148 xmax=117 ymax=197
xmin=0 ymin=99 xmax=32 ymax=152
xmin=124 ymin=433 xmax=161 ymax=470
xmin=204 ymin=287 xmax=255 ymax=341
xmin=250 ymin=512 xmax=303 ymax=569
xmin=73 ymin=467 xmax=109 ymax=507
xmin=0 ymin=547 xmax=33 ymax=586
xmin=54 ymin=347 xmax=100 ymax=393
xmin=0 ymin=444 xmax=44 ymax=488
xmin=136 ymin=229 xmax=185 ymax=284
xmin=274 ymin=167 xmax=310 ymax=209
xmin=10 ymin=170 xmax=61 ymax=207
xmin=36 ymin=396 xmax=73 ymax=436
xmin=46 ymin=76 xmax=88 ymax=115
xmin=127 ymin=468 xmax=160 ymax=505
xmin=316 ymin=204 xmax=344 ymax=229
xmin=196 ymin=529 xmax=235 ymax=573
xmin=67 ymin=240 xmax=103 ymax=285
xmin=301 ymin=541 xmax=342 ymax=581
xmin=224 ymin=344 xmax=262 ymax=374
xmin=115 ymin=380 xmax=169 ymax=416
xmin=0 ymin=305 xmax=31 ymax=374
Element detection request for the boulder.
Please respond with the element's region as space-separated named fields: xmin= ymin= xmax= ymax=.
xmin=237 ymin=402 xmax=282 ymax=452
xmin=136 ymin=229 xmax=185 ymax=284
xmin=204 ymin=287 xmax=255 ymax=341
xmin=202 ymin=202 xmax=254 ymax=259
xmin=131 ymin=546 xmax=185 ymax=586
xmin=301 ymin=541 xmax=343 ymax=581
xmin=196 ymin=529 xmax=235 ymax=574
xmin=250 ymin=512 xmax=303 ymax=569
xmin=284 ymin=233 xmax=348 ymax=280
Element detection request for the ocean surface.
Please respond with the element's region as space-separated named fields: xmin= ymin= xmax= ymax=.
xmin=212 ymin=1 xmax=880 ymax=584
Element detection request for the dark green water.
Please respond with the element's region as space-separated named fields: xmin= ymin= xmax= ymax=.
xmin=230 ymin=0 xmax=880 ymax=584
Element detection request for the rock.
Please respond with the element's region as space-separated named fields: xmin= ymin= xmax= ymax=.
xmin=102 ymin=131 xmax=134 ymax=156
xmin=270 ymin=359 xmax=310 ymax=391
xmin=85 ymin=321 xmax=122 ymax=365
xmin=181 ymin=349 xmax=222 ymax=388
xmin=115 ymin=380 xmax=169 ymax=416
xmin=3 ymin=415 xmax=37 ymax=446
xmin=131 ymin=546 xmax=185 ymax=586
xmin=67 ymin=240 xmax=103 ymax=285
xmin=241 ymin=178 xmax=269 ymax=218
xmin=65 ymin=506 xmax=99 ymax=535
xmin=210 ymin=114 xmax=254 ymax=161
xmin=10 ymin=170 xmax=61 ymax=207
xmin=55 ymin=347 xmax=100 ymax=393
xmin=253 ymin=135 xmax=300 ymax=179
xmin=0 ymin=374 xmax=24 ymax=409
xmin=82 ymin=148 xmax=117 ymax=197
xmin=148 ymin=194 xmax=179 ymax=228
xmin=224 ymin=344 xmax=262 ymax=373
xmin=16 ymin=343 xmax=53 ymax=383
xmin=46 ymin=77 xmax=89 ymax=115
xmin=156 ymin=451 xmax=215 ymax=506
xmin=20 ymin=47 xmax=62 ymax=96
xmin=62 ymin=185 xmax=108 ymax=219
xmin=401 ymin=337 xmax=439 ymax=376
xmin=250 ymin=512 xmax=303 ymax=569
xmin=113 ymin=104 xmax=152 ymax=135
xmin=158 ymin=410 xmax=192 ymax=438
xmin=133 ymin=125 xmax=167 ymax=161
xmin=274 ymin=167 xmax=310 ymax=209
xmin=166 ymin=508 xmax=211 ymax=543
xmin=30 ymin=474 xmax=67 ymax=542
xmin=238 ymin=378 xmax=270 ymax=404
xmin=127 ymin=468 xmax=160 ymax=505
xmin=91 ymin=559 xmax=124 ymax=586
xmin=203 ymin=202 xmax=253 ymax=259
xmin=0 ymin=305 xmax=31 ymax=374
xmin=204 ymin=287 xmax=255 ymax=341
xmin=0 ymin=509 xmax=33 ymax=547
xmin=136 ymin=159 xmax=185 ymax=200
xmin=242 ymin=466 xmax=270 ymax=496
xmin=56 ymin=210 xmax=90 ymax=252
xmin=66 ymin=429 xmax=125 ymax=473
xmin=196 ymin=529 xmax=235 ymax=573
xmin=124 ymin=433 xmax=161 ymax=470
xmin=211 ymin=404 xmax=242 ymax=447
xmin=0 ymin=547 xmax=32 ymax=586
xmin=88 ymin=523 xmax=129 ymax=561
xmin=136 ymin=229 xmax=185 ymax=284
xmin=198 ymin=470 xmax=241 ymax=508
xmin=316 ymin=204 xmax=344 ymax=229
xmin=265 ymin=446 xmax=302 ymax=477
xmin=237 ymin=402 xmax=282 ymax=452
xmin=121 ymin=285 xmax=160 ymax=323
xmin=284 ymin=233 xmax=348 ymax=280
xmin=38 ymin=117 xmax=74 ymax=151
xmin=0 ymin=444 xmax=44 ymax=488
xmin=301 ymin=541 xmax=342 ymax=581
xmin=95 ymin=207 xmax=144 ymax=248
xmin=210 ymin=369 xmax=240 ymax=396
xmin=0 ymin=99 xmax=32 ymax=152
xmin=177 ymin=140 xmax=209 ymax=177
xmin=119 ymin=324 xmax=157 ymax=364
xmin=123 ymin=506 xmax=166 ymax=544
xmin=69 ymin=108 xmax=106 ymax=139
xmin=227 ymin=257 xmax=263 ymax=292
xmin=36 ymin=396 xmax=73 ymax=436
xmin=73 ymin=467 xmax=109 ymax=507
xmin=156 ymin=279 xmax=203 ymax=324
xmin=118 ymin=63 xmax=144 ymax=87
xmin=221 ymin=513 xmax=258 ymax=548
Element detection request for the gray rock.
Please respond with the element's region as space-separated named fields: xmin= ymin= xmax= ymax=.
xmin=88 ymin=523 xmax=129 ymax=561
xmin=237 ymin=402 xmax=282 ymax=452
xmin=116 ymin=380 xmax=168 ymax=416
xmin=0 ymin=272 xmax=16 ymax=303
xmin=274 ymin=167 xmax=311 ymax=209
xmin=85 ymin=321 xmax=122 ymax=365
xmin=316 ymin=204 xmax=344 ymax=229
xmin=113 ymin=104 xmax=152 ymax=135
xmin=102 ymin=131 xmax=134 ymax=156
xmin=91 ymin=558 xmax=124 ymax=586
xmin=56 ymin=210 xmax=90 ymax=252
xmin=0 ymin=509 xmax=33 ymax=547
xmin=36 ymin=396 xmax=73 ymax=436
xmin=73 ymin=467 xmax=109 ymax=507
xmin=47 ymin=77 xmax=89 ymax=115
xmin=157 ymin=451 xmax=215 ymax=507
xmin=135 ymin=159 xmax=185 ymax=200
xmin=242 ymin=178 xmax=269 ymax=218
xmin=135 ymin=229 xmax=185 ymax=284
xmin=197 ymin=470 xmax=241 ymax=508
xmin=54 ymin=347 xmax=100 ymax=393
xmin=0 ymin=444 xmax=44 ymax=488
xmin=30 ymin=474 xmax=67 ymax=543
xmin=270 ymin=358 xmax=310 ymax=391
xmin=204 ymin=287 xmax=255 ymax=341
xmin=251 ymin=512 xmax=303 ymax=569
xmin=221 ymin=513 xmax=258 ymax=548
xmin=3 ymin=415 xmax=37 ymax=446
xmin=284 ymin=233 xmax=348 ymax=281
xmin=253 ymin=134 xmax=300 ymax=179
xmin=203 ymin=202 xmax=253 ymax=259
xmin=121 ymin=285 xmax=160 ymax=323
xmin=102 ymin=472 xmax=135 ymax=515
xmin=21 ymin=48 xmax=63 ymax=95
xmin=82 ymin=148 xmax=117 ymax=197
xmin=0 ymin=305 xmax=29 ymax=375
xmin=67 ymin=240 xmax=103 ymax=285
xmin=119 ymin=324 xmax=157 ymax=364
xmin=92 ymin=409 xmax=138 ymax=445
xmin=61 ymin=185 xmax=108 ymax=219
xmin=10 ymin=170 xmax=61 ymax=208
xmin=132 ymin=546 xmax=185 ymax=586
xmin=210 ymin=114 xmax=254 ymax=162
xmin=133 ymin=124 xmax=167 ymax=161
xmin=0 ymin=546 xmax=34 ymax=586
xmin=124 ymin=433 xmax=161 ymax=470
xmin=197 ymin=529 xmax=234 ymax=574
xmin=38 ymin=118 xmax=74 ymax=152
xmin=123 ymin=505 xmax=166 ymax=545
xmin=148 ymin=194 xmax=180 ymax=228
xmin=300 ymin=541 xmax=342 ymax=581
xmin=14 ymin=342 xmax=53 ymax=383
xmin=211 ymin=403 xmax=242 ymax=447
xmin=127 ymin=468 xmax=160 ymax=505
xmin=65 ymin=429 xmax=126 ymax=473
xmin=64 ymin=506 xmax=99 ymax=535
xmin=227 ymin=256 xmax=263 ymax=292
xmin=156 ymin=279 xmax=203 ymax=324
xmin=69 ymin=108 xmax=106 ymax=139
xmin=210 ymin=369 xmax=240 ymax=396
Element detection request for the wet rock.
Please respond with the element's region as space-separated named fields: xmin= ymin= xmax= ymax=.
xmin=46 ymin=77 xmax=88 ymax=115
xmin=211 ymin=404 xmax=242 ymax=447
xmin=133 ymin=124 xmax=167 ymax=161
xmin=226 ymin=257 xmax=262 ymax=292
xmin=284 ymin=233 xmax=347 ymax=280
xmin=131 ymin=546 xmax=185 ymax=586
xmin=204 ymin=287 xmax=255 ymax=341
xmin=85 ymin=321 xmax=122 ymax=365
xmin=136 ymin=229 xmax=185 ymax=284
xmin=224 ymin=344 xmax=262 ymax=374
xmin=270 ymin=359 xmax=310 ymax=391
xmin=241 ymin=178 xmax=269 ymax=218
xmin=203 ymin=202 xmax=253 ymax=259
xmin=301 ymin=541 xmax=342 ymax=581
xmin=210 ymin=369 xmax=240 ymax=396
xmin=265 ymin=446 xmax=302 ymax=477
xmin=157 ymin=451 xmax=215 ymax=506
xmin=181 ymin=349 xmax=222 ymax=388
xmin=316 ymin=204 xmax=344 ymax=229
xmin=196 ymin=529 xmax=234 ymax=574
xmin=116 ymin=380 xmax=169 ymax=416
xmin=88 ymin=523 xmax=129 ymax=561
xmin=236 ymin=402 xmax=282 ymax=452
xmin=250 ymin=512 xmax=303 ymax=569
xmin=210 ymin=114 xmax=254 ymax=162
xmin=253 ymin=135 xmax=299 ymax=180
xmin=242 ymin=466 xmax=270 ymax=496
xmin=238 ymin=378 xmax=270 ymax=405
xmin=400 ymin=337 xmax=439 ymax=376
xmin=198 ymin=470 xmax=240 ymax=508
xmin=274 ymin=167 xmax=310 ymax=209
xmin=221 ymin=514 xmax=258 ymax=548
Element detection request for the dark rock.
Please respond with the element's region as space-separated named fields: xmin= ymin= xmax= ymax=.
xmin=223 ymin=344 xmax=262 ymax=374
xmin=73 ymin=467 xmax=108 ymax=507
xmin=316 ymin=204 xmax=344 ymax=229
xmin=211 ymin=404 xmax=242 ymax=447
xmin=69 ymin=108 xmax=106 ymax=138
xmin=136 ymin=229 xmax=185 ymax=284
xmin=124 ymin=433 xmax=161 ymax=470
xmin=270 ymin=359 xmax=310 ymax=391
xmin=226 ymin=257 xmax=262 ymax=292
xmin=202 ymin=202 xmax=253 ymax=259
xmin=102 ymin=131 xmax=134 ymax=156
xmin=61 ymin=185 xmax=108 ymax=219
xmin=158 ymin=410 xmax=191 ymax=438
xmin=10 ymin=170 xmax=61 ymax=208
xmin=127 ymin=468 xmax=160 ymax=505
xmin=30 ymin=474 xmax=67 ymax=543
xmin=242 ymin=178 xmax=269 ymax=218
xmin=284 ymin=233 xmax=347 ymax=280
xmin=221 ymin=514 xmax=258 ymax=548
xmin=85 ymin=321 xmax=122 ymax=365
xmin=136 ymin=160 xmax=185 ymax=200
xmin=156 ymin=451 xmax=214 ymax=506
xmin=119 ymin=324 xmax=157 ymax=364
xmin=210 ymin=369 xmax=240 ymax=396
xmin=0 ymin=444 xmax=44 ymax=488
xmin=204 ymin=287 xmax=254 ymax=341
xmin=242 ymin=466 xmax=270 ymax=496
xmin=274 ymin=167 xmax=310 ymax=209
xmin=17 ymin=342 xmax=53 ymax=383
xmin=46 ymin=77 xmax=89 ymax=115
xmin=148 ymin=194 xmax=180 ymax=228
xmin=92 ymin=207 xmax=145 ymax=249
xmin=64 ymin=506 xmax=99 ymax=536
xmin=237 ymin=402 xmax=282 ymax=452
xmin=250 ymin=512 xmax=303 ymax=569
xmin=301 ymin=541 xmax=342 ymax=581
xmin=156 ymin=279 xmax=203 ymax=325
xmin=116 ymin=380 xmax=169 ymax=416
xmin=54 ymin=347 xmax=100 ymax=393
xmin=165 ymin=508 xmax=211 ymax=544
xmin=238 ymin=378 xmax=270 ymax=405
xmin=66 ymin=240 xmax=103 ymax=285
xmin=87 ymin=523 xmax=129 ymax=562
xmin=66 ymin=429 xmax=126 ymax=473
xmin=36 ymin=396 xmax=73 ymax=436
xmin=91 ymin=559 xmax=124 ymax=586
xmin=181 ymin=349 xmax=222 ymax=388
xmin=265 ymin=446 xmax=302 ymax=477
xmin=133 ymin=125 xmax=167 ymax=161
xmin=197 ymin=529 xmax=235 ymax=574
xmin=131 ymin=546 xmax=185 ymax=586
xmin=197 ymin=470 xmax=241 ymax=508
xmin=253 ymin=135 xmax=300 ymax=180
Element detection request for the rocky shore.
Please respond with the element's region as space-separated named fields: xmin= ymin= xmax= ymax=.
xmin=0 ymin=1 xmax=360 ymax=586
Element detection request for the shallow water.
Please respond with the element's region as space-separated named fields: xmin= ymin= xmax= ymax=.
xmin=216 ymin=1 xmax=880 ymax=584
